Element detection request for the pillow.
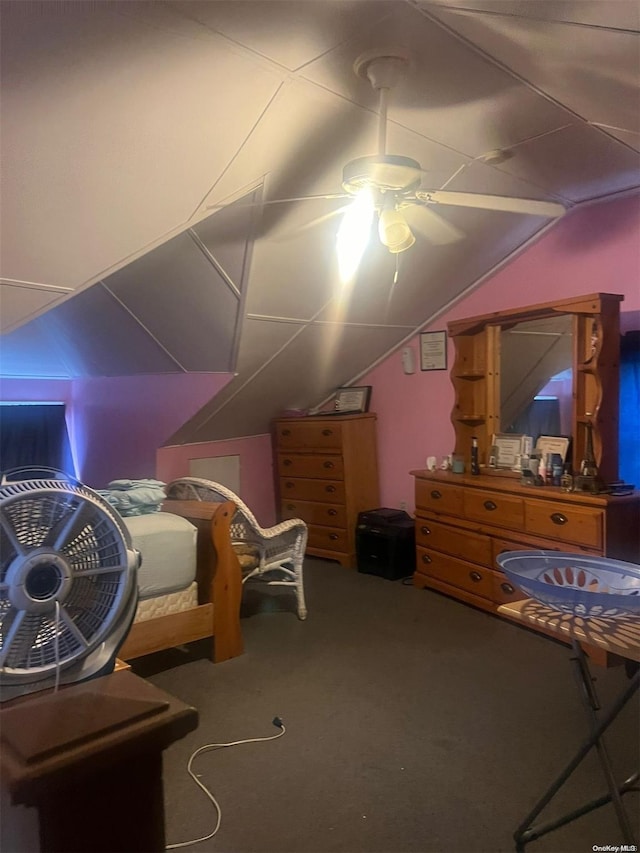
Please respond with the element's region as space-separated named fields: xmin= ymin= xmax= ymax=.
xmin=97 ymin=478 xmax=167 ymax=517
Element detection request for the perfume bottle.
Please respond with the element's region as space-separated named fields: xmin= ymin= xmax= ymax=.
xmin=470 ymin=436 xmax=480 ymax=475
xmin=560 ymin=463 xmax=574 ymax=492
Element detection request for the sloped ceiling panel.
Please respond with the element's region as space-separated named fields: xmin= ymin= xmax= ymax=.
xmin=0 ymin=282 xmax=72 ymax=337
xmin=0 ymin=0 xmax=281 ymax=298
xmin=171 ymin=320 xmax=410 ymax=442
xmin=0 ymin=318 xmax=72 ymax=379
xmin=425 ymin=1 xmax=640 ymax=152
xmin=105 ymin=232 xmax=240 ymax=373
xmin=0 ymin=197 xmax=255 ymax=378
xmin=37 ymin=285 xmax=182 ymax=378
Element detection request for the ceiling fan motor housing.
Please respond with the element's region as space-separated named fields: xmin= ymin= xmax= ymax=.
xmin=342 ymin=154 xmax=423 ymax=196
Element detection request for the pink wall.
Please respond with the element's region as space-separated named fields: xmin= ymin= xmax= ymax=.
xmin=157 ymin=434 xmax=276 ymax=527
xmin=361 ymin=194 xmax=640 ymax=513
xmin=71 ymin=373 xmax=231 ymax=488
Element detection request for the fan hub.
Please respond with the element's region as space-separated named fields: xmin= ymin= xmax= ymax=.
xmin=6 ymin=549 xmax=73 ymax=613
xmin=26 ymin=564 xmax=63 ymax=600
xmin=342 ymin=155 xmax=422 ymax=196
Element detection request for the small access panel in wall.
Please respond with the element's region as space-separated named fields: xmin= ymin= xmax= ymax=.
xmin=189 ymin=455 xmax=240 ymax=494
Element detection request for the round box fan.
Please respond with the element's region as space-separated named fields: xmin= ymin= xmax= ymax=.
xmin=0 ymin=476 xmax=140 ymax=702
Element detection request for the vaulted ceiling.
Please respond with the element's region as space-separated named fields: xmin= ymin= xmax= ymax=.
xmin=1 ymin=1 xmax=638 ymax=440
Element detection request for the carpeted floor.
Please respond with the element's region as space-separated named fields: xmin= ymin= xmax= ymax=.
xmin=132 ymin=558 xmax=639 ymax=853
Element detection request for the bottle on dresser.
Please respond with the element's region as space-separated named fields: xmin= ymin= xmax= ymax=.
xmin=470 ymin=436 xmax=480 ymax=475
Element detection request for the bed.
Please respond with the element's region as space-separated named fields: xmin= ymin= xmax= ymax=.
xmin=118 ymin=499 xmax=244 ymax=664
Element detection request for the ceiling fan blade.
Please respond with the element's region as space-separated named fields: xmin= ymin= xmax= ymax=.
xmin=205 ymin=193 xmax=348 ymax=212
xmin=415 ymin=190 xmax=566 ymax=218
xmin=271 ymin=204 xmax=352 ymax=242
xmin=404 ymin=204 xmax=465 ymax=245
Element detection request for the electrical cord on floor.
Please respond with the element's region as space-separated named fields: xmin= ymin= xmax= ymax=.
xmin=165 ymin=717 xmax=286 ymax=850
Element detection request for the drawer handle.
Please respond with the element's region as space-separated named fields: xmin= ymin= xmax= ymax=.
xmin=286 ymin=503 xmax=295 ymax=510
xmin=328 ymin=508 xmax=337 ymax=517
xmin=285 ymin=482 xmax=295 ymax=489
xmin=420 ymin=525 xmax=431 ymax=536
xmin=322 ymin=429 xmax=333 ymax=436
xmin=551 ymin=512 xmax=568 ymax=525
xmin=282 ymin=429 xmax=291 ymax=437
xmin=329 ymin=533 xmax=339 ymax=541
xmin=323 ymin=460 xmax=335 ymax=469
xmin=501 ymin=582 xmax=515 ymax=595
xmin=483 ymin=500 xmax=497 ymax=511
xmin=430 ymin=490 xmax=442 ymax=500
xmin=326 ymin=485 xmax=336 ymax=493
xmin=469 ymin=571 xmax=482 ymax=583
xmin=283 ymin=458 xmax=292 ymax=466
xmin=421 ymin=554 xmax=432 ymax=565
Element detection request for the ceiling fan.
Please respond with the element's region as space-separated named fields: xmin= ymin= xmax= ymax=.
xmin=207 ymin=50 xmax=566 ymax=255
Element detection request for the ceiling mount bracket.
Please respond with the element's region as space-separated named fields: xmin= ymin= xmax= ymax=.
xmin=353 ymin=49 xmax=411 ymax=91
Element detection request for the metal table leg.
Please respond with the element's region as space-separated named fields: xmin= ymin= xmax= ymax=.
xmin=513 ymin=645 xmax=640 ymax=852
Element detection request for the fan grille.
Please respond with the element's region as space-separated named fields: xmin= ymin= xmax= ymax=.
xmin=0 ymin=481 xmax=135 ymax=676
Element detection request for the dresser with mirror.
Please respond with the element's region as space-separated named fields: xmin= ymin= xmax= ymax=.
xmin=412 ymin=293 xmax=639 ymax=663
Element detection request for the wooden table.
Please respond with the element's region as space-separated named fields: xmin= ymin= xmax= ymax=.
xmin=498 ymin=599 xmax=639 ymax=852
xmin=1 ymin=669 xmax=198 ymax=852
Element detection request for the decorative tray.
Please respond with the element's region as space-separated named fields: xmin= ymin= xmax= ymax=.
xmin=496 ymin=551 xmax=640 ymax=618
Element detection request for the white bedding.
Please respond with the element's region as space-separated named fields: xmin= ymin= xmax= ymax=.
xmin=133 ymin=582 xmax=198 ymax=623
xmin=124 ymin=512 xmax=197 ymax=599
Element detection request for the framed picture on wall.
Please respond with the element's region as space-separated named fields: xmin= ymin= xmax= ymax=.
xmin=334 ymin=386 xmax=372 ymax=413
xmin=420 ymin=331 xmax=447 ymax=371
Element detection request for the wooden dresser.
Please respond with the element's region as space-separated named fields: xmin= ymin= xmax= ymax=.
xmin=273 ymin=413 xmax=380 ymax=567
xmin=411 ymin=469 xmax=640 ymax=620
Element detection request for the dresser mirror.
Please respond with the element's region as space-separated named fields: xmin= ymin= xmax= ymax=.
xmin=447 ymin=293 xmax=622 ymax=483
xmin=500 ymin=314 xmax=573 ymax=436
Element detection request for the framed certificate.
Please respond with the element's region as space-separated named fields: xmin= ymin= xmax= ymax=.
xmin=334 ymin=386 xmax=372 ymax=413
xmin=536 ymin=435 xmax=571 ymax=463
xmin=420 ymin=331 xmax=447 ymax=371
xmin=494 ymin=434 xmax=525 ymax=468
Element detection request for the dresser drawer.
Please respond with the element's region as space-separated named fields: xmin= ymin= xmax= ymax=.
xmin=491 ymin=570 xmax=527 ymax=604
xmin=275 ymin=420 xmax=342 ymax=450
xmin=464 ymin=489 xmax=524 ymax=530
xmin=416 ymin=547 xmax=493 ymax=600
xmin=307 ymin=524 xmax=349 ymax=552
xmin=524 ymin=499 xmax=603 ymax=549
xmin=415 ymin=516 xmax=491 ymax=565
xmin=415 ymin=479 xmax=464 ymax=516
xmin=279 ymin=477 xmax=345 ymax=504
xmin=277 ymin=452 xmax=344 ymax=480
xmin=280 ymin=499 xmax=347 ymax=529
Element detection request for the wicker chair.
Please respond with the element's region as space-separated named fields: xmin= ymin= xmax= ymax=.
xmin=165 ymin=477 xmax=308 ymax=620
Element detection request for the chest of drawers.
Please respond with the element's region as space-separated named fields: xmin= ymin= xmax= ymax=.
xmin=411 ymin=470 xmax=640 ymax=633
xmin=273 ymin=414 xmax=380 ymax=567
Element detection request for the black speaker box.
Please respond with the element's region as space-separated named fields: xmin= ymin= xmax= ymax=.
xmin=356 ymin=508 xmax=415 ymax=581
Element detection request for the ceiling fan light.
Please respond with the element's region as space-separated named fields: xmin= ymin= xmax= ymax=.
xmin=378 ymin=209 xmax=415 ymax=253
xmin=336 ymin=189 xmax=374 ymax=281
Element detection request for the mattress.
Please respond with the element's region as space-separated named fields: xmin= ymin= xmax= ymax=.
xmin=124 ymin=511 xmax=197 ymax=599
xmin=133 ymin=582 xmax=198 ymax=623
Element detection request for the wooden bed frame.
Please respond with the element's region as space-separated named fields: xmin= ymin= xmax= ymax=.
xmin=118 ymin=499 xmax=244 ymax=664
